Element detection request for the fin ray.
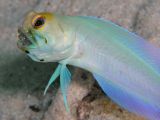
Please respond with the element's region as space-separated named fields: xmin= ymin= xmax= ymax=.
xmin=44 ymin=64 xmax=62 ymax=95
xmin=60 ymin=65 xmax=71 ymax=112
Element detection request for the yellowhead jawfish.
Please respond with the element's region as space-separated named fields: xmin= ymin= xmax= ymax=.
xmin=17 ymin=11 xmax=160 ymax=120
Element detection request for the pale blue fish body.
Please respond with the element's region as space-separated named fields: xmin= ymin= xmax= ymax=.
xmin=56 ymin=15 xmax=160 ymax=120
xmin=18 ymin=12 xmax=160 ymax=120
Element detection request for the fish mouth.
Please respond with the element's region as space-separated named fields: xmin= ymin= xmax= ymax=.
xmin=17 ymin=27 xmax=33 ymax=53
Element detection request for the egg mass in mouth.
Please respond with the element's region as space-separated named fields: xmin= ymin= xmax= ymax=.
xmin=17 ymin=28 xmax=33 ymax=50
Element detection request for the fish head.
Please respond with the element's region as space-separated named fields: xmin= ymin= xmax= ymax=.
xmin=17 ymin=11 xmax=75 ymax=62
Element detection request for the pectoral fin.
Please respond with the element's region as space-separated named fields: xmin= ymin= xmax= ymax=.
xmin=43 ymin=63 xmax=71 ymax=112
xmin=60 ymin=65 xmax=71 ymax=112
xmin=44 ymin=64 xmax=62 ymax=95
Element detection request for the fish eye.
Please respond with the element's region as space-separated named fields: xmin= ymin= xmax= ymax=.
xmin=32 ymin=15 xmax=45 ymax=29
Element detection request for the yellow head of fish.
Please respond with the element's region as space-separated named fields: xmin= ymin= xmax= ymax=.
xmin=17 ymin=11 xmax=75 ymax=62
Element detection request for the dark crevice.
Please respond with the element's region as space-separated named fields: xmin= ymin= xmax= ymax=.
xmin=29 ymin=105 xmax=41 ymax=112
xmin=81 ymin=72 xmax=88 ymax=80
xmin=82 ymin=81 xmax=104 ymax=103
